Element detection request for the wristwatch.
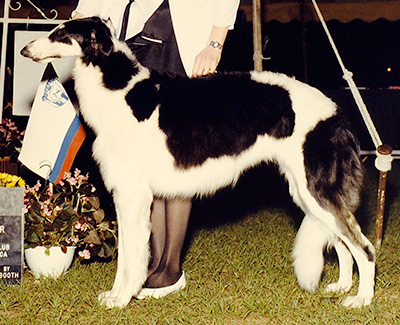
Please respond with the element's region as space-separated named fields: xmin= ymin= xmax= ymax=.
xmin=208 ymin=40 xmax=223 ymax=50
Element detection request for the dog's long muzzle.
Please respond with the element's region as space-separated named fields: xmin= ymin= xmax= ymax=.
xmin=20 ymin=45 xmax=31 ymax=58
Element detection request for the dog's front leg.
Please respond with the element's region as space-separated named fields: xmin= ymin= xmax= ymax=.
xmin=98 ymin=189 xmax=153 ymax=308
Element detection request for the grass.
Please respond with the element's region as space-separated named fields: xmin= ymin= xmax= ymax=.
xmin=1 ymin=159 xmax=400 ymax=324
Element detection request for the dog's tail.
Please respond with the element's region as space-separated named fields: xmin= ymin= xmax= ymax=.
xmin=303 ymin=113 xmax=374 ymax=261
xmin=292 ymin=215 xmax=333 ymax=291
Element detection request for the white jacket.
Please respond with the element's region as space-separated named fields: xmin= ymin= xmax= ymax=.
xmin=73 ymin=0 xmax=240 ymax=76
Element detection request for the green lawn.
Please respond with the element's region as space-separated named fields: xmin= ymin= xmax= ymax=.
xmin=1 ymin=159 xmax=399 ymax=324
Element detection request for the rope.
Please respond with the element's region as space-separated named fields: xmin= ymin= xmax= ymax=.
xmin=252 ymin=50 xmax=270 ymax=61
xmin=310 ymin=0 xmax=383 ymax=149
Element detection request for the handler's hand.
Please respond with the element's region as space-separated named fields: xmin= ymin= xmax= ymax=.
xmin=191 ymin=46 xmax=222 ymax=78
xmin=71 ymin=12 xmax=86 ymax=19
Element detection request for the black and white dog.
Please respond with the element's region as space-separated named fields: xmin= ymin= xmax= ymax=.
xmin=21 ymin=17 xmax=375 ymax=309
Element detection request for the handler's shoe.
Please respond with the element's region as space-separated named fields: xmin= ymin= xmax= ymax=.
xmin=136 ymin=272 xmax=186 ymax=299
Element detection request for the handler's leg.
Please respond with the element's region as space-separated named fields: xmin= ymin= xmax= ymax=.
xmin=146 ymin=197 xmax=191 ymax=288
xmin=147 ymin=198 xmax=167 ymax=277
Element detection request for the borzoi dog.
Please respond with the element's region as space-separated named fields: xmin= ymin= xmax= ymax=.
xmin=21 ymin=17 xmax=375 ymax=309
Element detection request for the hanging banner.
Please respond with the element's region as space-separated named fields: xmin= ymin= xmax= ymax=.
xmin=18 ymin=63 xmax=86 ymax=183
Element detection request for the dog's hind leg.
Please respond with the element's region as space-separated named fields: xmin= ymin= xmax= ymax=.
xmin=337 ymin=231 xmax=375 ymax=308
xmin=325 ymin=238 xmax=354 ymax=294
xmin=98 ymin=189 xmax=153 ymax=308
xmin=287 ymin=170 xmax=375 ymax=307
xmin=285 ymin=116 xmax=375 ymax=307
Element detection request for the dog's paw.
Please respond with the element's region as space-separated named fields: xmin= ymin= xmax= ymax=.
xmin=342 ymin=295 xmax=372 ymax=308
xmin=325 ymin=281 xmax=352 ymax=294
xmin=98 ymin=291 xmax=129 ymax=309
xmin=296 ymin=276 xmax=319 ymax=292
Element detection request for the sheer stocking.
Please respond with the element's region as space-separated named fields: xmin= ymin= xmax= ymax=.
xmin=146 ymin=197 xmax=192 ymax=288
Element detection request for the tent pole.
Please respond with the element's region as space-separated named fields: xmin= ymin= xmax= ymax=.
xmin=300 ymin=0 xmax=308 ymax=82
xmin=252 ymin=0 xmax=263 ymax=71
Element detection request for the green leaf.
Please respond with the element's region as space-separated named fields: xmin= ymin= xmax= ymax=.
xmin=83 ymin=230 xmax=102 ymax=245
xmin=27 ymin=201 xmax=46 ymax=223
xmin=92 ymin=208 xmax=105 ymax=224
xmin=88 ymin=196 xmax=100 ymax=210
xmin=98 ymin=242 xmax=112 ymax=258
xmin=58 ymin=203 xmax=76 ymax=220
xmin=25 ymin=224 xmax=44 ymax=244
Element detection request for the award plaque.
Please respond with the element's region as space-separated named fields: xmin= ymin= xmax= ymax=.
xmin=0 ymin=187 xmax=24 ymax=284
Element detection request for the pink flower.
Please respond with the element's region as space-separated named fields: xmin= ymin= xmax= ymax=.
xmin=25 ymin=180 xmax=42 ymax=194
xmin=75 ymin=221 xmax=88 ymax=231
xmin=66 ymin=235 xmax=79 ymax=245
xmin=67 ymin=177 xmax=77 ymax=186
xmin=40 ymin=202 xmax=52 ymax=217
xmin=78 ymin=249 xmax=91 ymax=259
xmin=46 ymin=188 xmax=54 ymax=197
xmin=74 ymin=168 xmax=81 ymax=178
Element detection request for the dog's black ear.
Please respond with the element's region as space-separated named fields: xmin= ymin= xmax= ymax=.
xmin=88 ymin=26 xmax=113 ymax=57
xmin=97 ymin=31 xmax=113 ymax=56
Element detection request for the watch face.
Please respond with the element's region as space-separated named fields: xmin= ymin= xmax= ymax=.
xmin=209 ymin=41 xmax=222 ymax=49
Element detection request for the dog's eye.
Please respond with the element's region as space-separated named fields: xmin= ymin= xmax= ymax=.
xmin=49 ymin=28 xmax=73 ymax=45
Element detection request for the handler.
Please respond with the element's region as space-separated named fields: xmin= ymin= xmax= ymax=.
xmin=72 ymin=0 xmax=240 ymax=299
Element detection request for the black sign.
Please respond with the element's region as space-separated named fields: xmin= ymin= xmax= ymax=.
xmin=0 ymin=188 xmax=24 ymax=285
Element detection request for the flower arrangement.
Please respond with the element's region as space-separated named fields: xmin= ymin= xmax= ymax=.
xmin=0 ymin=118 xmax=24 ymax=161
xmin=0 ymin=172 xmax=25 ymax=187
xmin=24 ymin=169 xmax=117 ymax=260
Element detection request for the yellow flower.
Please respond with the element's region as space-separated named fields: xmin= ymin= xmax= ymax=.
xmin=0 ymin=172 xmax=25 ymax=187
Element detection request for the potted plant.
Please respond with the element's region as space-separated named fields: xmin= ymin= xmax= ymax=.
xmin=24 ymin=168 xmax=117 ymax=278
xmin=0 ymin=118 xmax=24 ymax=175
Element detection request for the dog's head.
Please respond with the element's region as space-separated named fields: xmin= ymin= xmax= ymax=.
xmin=21 ymin=17 xmax=116 ymax=64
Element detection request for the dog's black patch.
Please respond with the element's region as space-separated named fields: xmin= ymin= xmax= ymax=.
xmin=303 ymin=113 xmax=362 ymax=213
xmin=125 ymin=76 xmax=160 ymax=121
xmin=304 ymin=113 xmax=366 ymax=249
xmin=364 ymin=246 xmax=375 ymax=262
xmin=153 ymin=72 xmax=294 ymax=168
xmin=49 ymin=26 xmax=74 ymax=45
xmin=99 ymin=51 xmax=139 ymax=90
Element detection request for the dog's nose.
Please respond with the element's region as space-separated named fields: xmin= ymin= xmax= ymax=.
xmin=20 ymin=45 xmax=30 ymax=58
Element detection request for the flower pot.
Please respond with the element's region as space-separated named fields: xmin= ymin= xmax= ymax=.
xmin=25 ymin=246 xmax=76 ymax=279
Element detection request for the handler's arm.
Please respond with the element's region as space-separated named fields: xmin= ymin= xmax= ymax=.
xmin=191 ymin=25 xmax=229 ymax=78
xmin=191 ymin=0 xmax=239 ymax=77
